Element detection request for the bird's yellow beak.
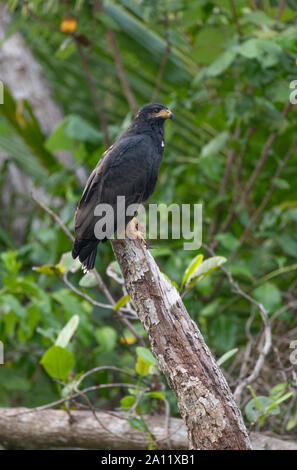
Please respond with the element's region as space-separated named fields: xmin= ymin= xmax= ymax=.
xmin=155 ymin=108 xmax=174 ymax=119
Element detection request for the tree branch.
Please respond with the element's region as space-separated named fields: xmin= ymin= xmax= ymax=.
xmin=76 ymin=43 xmax=111 ymax=148
xmin=0 ymin=408 xmax=296 ymax=450
xmin=94 ymin=0 xmax=138 ymax=115
xmin=111 ymin=238 xmax=251 ymax=449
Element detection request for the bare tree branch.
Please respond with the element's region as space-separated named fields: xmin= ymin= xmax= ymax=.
xmin=93 ymin=0 xmax=138 ymax=115
xmin=76 ymin=43 xmax=111 ymax=148
xmin=1 ymin=408 xmax=296 ymax=450
xmin=111 ymin=238 xmax=251 ymax=449
xmin=203 ymin=244 xmax=271 ymax=405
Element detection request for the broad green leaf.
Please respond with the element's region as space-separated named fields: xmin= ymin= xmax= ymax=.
xmin=59 ymin=251 xmax=81 ymax=273
xmin=185 ymin=256 xmax=227 ymax=290
xmin=40 ymin=345 xmax=75 ymax=381
xmin=136 ymin=347 xmax=158 ymax=365
xmin=95 ymin=326 xmax=117 ymax=352
xmin=55 ymin=315 xmax=79 ymax=348
xmin=182 ymin=254 xmax=204 ymax=287
xmin=253 ymin=282 xmax=282 ymax=312
xmin=135 ymin=356 xmax=151 ymax=376
xmin=120 ymin=395 xmax=136 ymax=409
xmin=127 ymin=417 xmax=148 ymax=432
xmin=1 ymin=250 xmax=21 ymax=275
xmin=79 ymin=272 xmax=98 ymax=288
xmin=245 ymin=396 xmax=280 ymax=422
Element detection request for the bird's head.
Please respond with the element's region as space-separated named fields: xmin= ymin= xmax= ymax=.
xmin=135 ymin=103 xmax=174 ymax=123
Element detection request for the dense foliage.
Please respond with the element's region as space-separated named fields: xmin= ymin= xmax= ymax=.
xmin=1 ymin=0 xmax=297 ymax=441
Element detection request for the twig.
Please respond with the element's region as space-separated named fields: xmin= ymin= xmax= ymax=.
xmin=274 ymin=0 xmax=287 ymax=22
xmin=229 ymin=0 xmax=243 ymax=36
xmin=31 ymin=192 xmax=74 ymax=242
xmin=106 ymin=29 xmax=138 ymax=115
xmin=75 ymin=366 xmax=138 ymax=389
xmin=31 ymin=194 xmax=146 ymax=346
xmin=93 ymin=0 xmax=138 ymax=115
xmin=240 ymin=102 xmax=291 ymax=208
xmin=208 ymin=126 xmax=241 ymax=238
xmin=230 ymin=139 xmax=296 ymax=261
xmin=62 ymin=271 xmax=113 ymax=310
xmin=76 ymin=43 xmax=111 ymax=148
xmin=203 ymin=244 xmax=271 ymax=405
xmin=151 ymin=13 xmax=171 ymax=102
xmin=9 ymin=383 xmax=145 ymax=417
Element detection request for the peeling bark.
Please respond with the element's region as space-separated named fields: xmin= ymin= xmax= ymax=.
xmin=111 ymin=239 xmax=252 ymax=450
xmin=0 ymin=408 xmax=295 ymax=450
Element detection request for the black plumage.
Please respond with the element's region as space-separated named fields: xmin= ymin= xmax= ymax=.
xmin=72 ymin=103 xmax=174 ymax=272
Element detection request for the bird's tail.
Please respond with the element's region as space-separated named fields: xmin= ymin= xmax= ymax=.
xmin=72 ymin=238 xmax=99 ymax=273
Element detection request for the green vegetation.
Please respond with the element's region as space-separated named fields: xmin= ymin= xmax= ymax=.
xmin=0 ymin=0 xmax=297 ymax=439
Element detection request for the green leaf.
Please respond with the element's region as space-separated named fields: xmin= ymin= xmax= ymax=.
xmin=120 ymin=395 xmax=136 ymax=409
xmin=59 ymin=251 xmax=81 ymax=273
xmin=0 ymin=294 xmax=26 ymax=318
xmin=253 ymin=282 xmax=282 ymax=312
xmin=266 ymin=392 xmax=293 ymax=411
xmin=278 ymin=235 xmax=297 ymax=257
xmin=206 ymin=49 xmax=237 ymax=77
xmin=79 ymin=272 xmax=98 ymax=288
xmin=55 ymin=315 xmax=79 ymax=348
xmin=127 ymin=417 xmax=148 ymax=432
xmin=182 ymin=254 xmax=204 ymax=287
xmin=113 ymin=294 xmax=130 ymax=311
xmin=269 ymin=382 xmax=288 ymax=400
xmin=33 ymin=264 xmax=65 ymax=276
xmin=238 ymin=38 xmax=282 ymax=68
xmin=184 ymin=256 xmax=227 ymax=290
xmin=0 ymin=250 xmax=21 ymax=275
xmin=136 ymin=347 xmax=158 ymax=365
xmin=273 ymin=178 xmax=290 ymax=189
xmin=40 ymin=345 xmax=75 ymax=381
xmin=94 ymin=11 xmax=120 ymax=31
xmin=95 ymin=326 xmax=117 ymax=352
xmin=217 ymin=348 xmax=238 ymax=367
xmin=63 ymin=115 xmax=102 ymax=144
xmin=215 ymin=233 xmax=239 ymax=251
xmin=135 ymin=356 xmax=151 ymax=376
xmin=201 ymin=132 xmax=229 ymax=158
xmin=145 ymin=391 xmax=165 ymax=400
xmin=45 ymin=115 xmax=102 ymax=152
xmin=245 ymin=396 xmax=280 ymax=422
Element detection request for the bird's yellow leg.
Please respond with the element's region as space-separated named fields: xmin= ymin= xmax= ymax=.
xmin=125 ymin=217 xmax=146 ymax=244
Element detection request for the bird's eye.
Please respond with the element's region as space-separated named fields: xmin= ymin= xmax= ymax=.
xmin=154 ymin=108 xmax=160 ymax=113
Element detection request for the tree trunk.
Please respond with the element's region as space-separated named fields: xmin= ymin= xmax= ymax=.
xmin=111 ymin=239 xmax=252 ymax=450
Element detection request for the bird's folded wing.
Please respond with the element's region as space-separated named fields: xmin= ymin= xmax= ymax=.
xmin=74 ymin=135 xmax=154 ymax=239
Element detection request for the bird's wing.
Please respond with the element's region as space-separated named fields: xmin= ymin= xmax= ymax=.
xmin=74 ymin=135 xmax=155 ymax=240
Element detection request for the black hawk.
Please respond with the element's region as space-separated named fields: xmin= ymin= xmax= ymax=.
xmin=72 ymin=103 xmax=174 ymax=272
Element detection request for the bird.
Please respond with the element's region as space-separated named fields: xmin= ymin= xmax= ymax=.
xmin=72 ymin=102 xmax=174 ymax=272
